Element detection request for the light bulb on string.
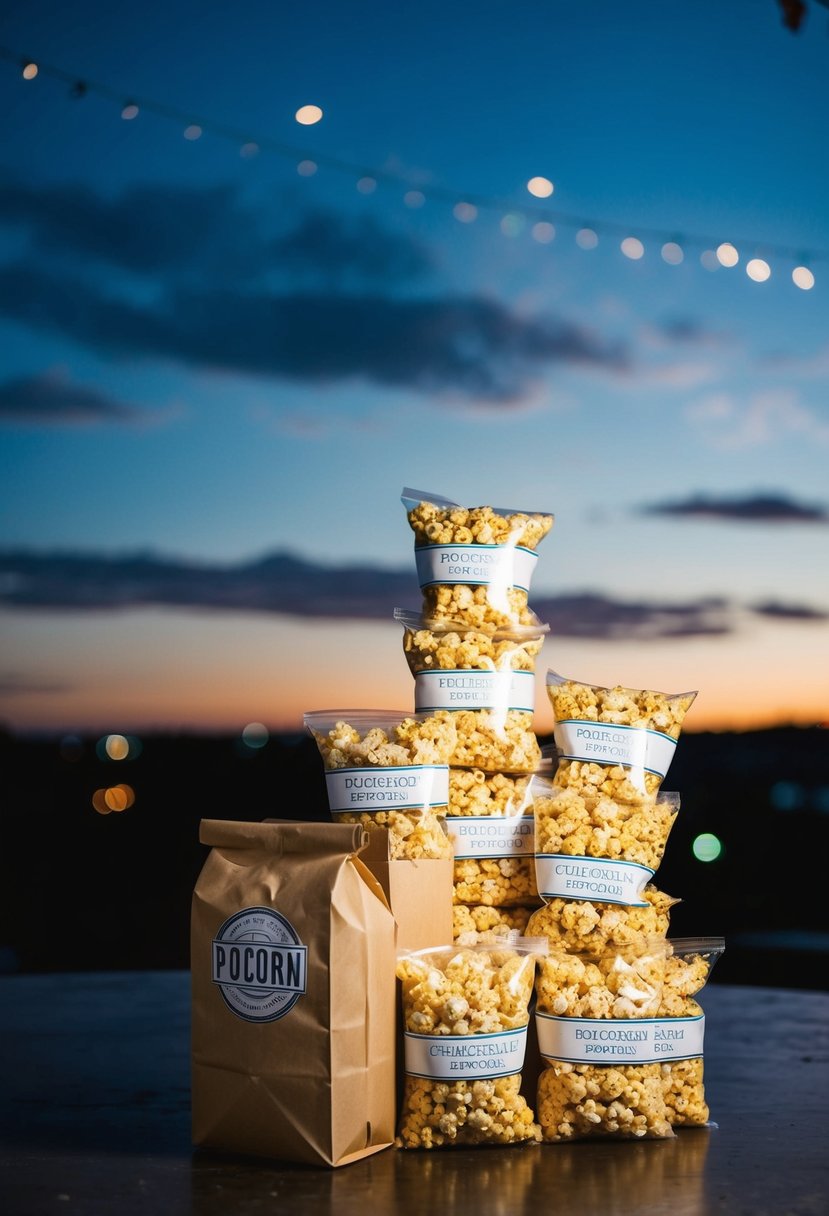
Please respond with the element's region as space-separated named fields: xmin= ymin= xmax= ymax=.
xmin=527 ymin=176 xmax=554 ymax=198
xmin=532 ymin=221 xmax=555 ymax=244
xmin=716 ymin=242 xmax=739 ymax=267
xmin=792 ymin=265 xmax=815 ymax=290
xmin=297 ymin=159 xmax=317 ymax=176
xmin=356 ymin=176 xmax=377 ymax=194
xmin=404 ymin=190 xmax=425 ymax=208
xmin=183 ymin=124 xmax=202 ymax=141
xmin=121 ymin=102 xmax=139 ymax=120
xmin=576 ymin=228 xmax=598 ymax=250
xmin=621 ymin=237 xmax=644 ymax=260
xmin=295 ymin=104 xmax=323 ymax=125
xmin=746 ymin=258 xmax=771 ymax=282
xmin=453 ymin=202 xmax=478 ymax=223
xmin=661 ymin=241 xmax=684 ymax=265
xmin=22 ymin=61 xmax=38 ymax=80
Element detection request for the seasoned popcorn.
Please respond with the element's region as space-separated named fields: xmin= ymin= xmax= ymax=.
xmin=533 ymin=784 xmax=680 ymax=872
xmin=534 ymin=942 xmax=674 ymax=1142
xmin=526 ymin=885 xmax=678 ymax=953
xmin=547 ymin=671 xmax=696 ymax=800
xmin=396 ymin=611 xmax=546 ymax=773
xmin=402 ymin=487 xmax=554 ymax=629
xmin=396 ymin=943 xmax=544 ymax=1148
xmin=304 ymin=710 xmax=456 ymax=860
xmin=452 ymin=903 xmax=535 ymax=945
xmin=448 ymin=768 xmax=540 ymax=907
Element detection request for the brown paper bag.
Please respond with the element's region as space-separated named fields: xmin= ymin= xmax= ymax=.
xmin=191 ymin=818 xmax=397 ymax=1168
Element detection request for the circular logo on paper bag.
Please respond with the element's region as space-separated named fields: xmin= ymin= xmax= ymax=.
xmin=211 ymin=906 xmax=307 ymax=1022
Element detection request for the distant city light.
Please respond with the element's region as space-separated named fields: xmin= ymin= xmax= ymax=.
xmin=104 ymin=784 xmax=135 ymax=812
xmin=242 ymin=722 xmax=269 ymax=749
xmin=240 ymin=142 xmax=259 ymax=158
xmin=295 ymin=104 xmax=323 ymax=125
xmin=404 ymin=190 xmax=425 ymax=208
xmin=532 ymin=221 xmax=556 ymax=244
xmin=105 ymin=734 xmax=130 ymax=761
xmin=92 ymin=789 xmax=111 ymax=815
xmin=527 ymin=176 xmax=554 ymax=198
xmin=183 ymin=124 xmax=202 ymax=141
xmin=716 ymin=242 xmax=739 ymax=267
xmin=692 ymin=833 xmax=723 ymax=862
xmin=22 ymin=62 xmax=38 ymax=80
xmin=121 ymin=103 xmax=139 ymax=120
xmin=746 ymin=258 xmax=771 ymax=282
xmin=576 ymin=228 xmax=598 ymax=250
xmin=792 ymin=266 xmax=815 ymax=290
xmin=297 ymin=159 xmax=317 ymax=176
xmin=700 ymin=249 xmax=719 ymax=271
xmin=621 ymin=237 xmax=644 ymax=260
xmin=453 ymin=202 xmax=478 ymax=223
xmin=500 ymin=213 xmax=525 ymax=237
xmin=357 ymin=176 xmax=377 ymax=194
xmin=661 ymin=241 xmax=684 ymax=265
xmin=769 ymin=781 xmax=805 ymax=812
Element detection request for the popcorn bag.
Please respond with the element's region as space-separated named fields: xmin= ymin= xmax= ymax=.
xmin=191 ymin=819 xmax=397 ymax=1168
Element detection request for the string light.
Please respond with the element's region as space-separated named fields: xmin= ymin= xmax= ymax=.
xmin=2 ymin=43 xmax=824 ymax=289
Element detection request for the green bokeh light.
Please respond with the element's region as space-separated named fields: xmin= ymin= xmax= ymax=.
xmin=692 ymin=832 xmax=723 ymax=863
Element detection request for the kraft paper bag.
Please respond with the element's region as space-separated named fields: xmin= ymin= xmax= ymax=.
xmin=191 ymin=818 xmax=397 ymax=1168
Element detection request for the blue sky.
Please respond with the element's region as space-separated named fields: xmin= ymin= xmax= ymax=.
xmin=1 ymin=0 xmax=828 ymax=734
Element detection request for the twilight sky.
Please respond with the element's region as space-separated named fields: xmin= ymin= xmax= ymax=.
xmin=1 ymin=0 xmax=828 ymax=736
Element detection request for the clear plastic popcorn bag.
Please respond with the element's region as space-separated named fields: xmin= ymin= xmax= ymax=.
xmin=395 ymin=609 xmax=548 ymax=773
xmin=448 ymin=766 xmax=546 ymax=908
xmin=546 ymin=670 xmax=697 ymax=801
xmin=401 ymin=487 xmax=554 ymax=630
xmin=452 ymin=903 xmax=536 ymax=946
xmin=396 ymin=937 xmax=548 ymax=1148
xmin=533 ymin=939 xmax=676 ymax=1142
xmin=659 ymin=937 xmax=726 ymax=1127
xmin=303 ymin=709 xmax=457 ymax=860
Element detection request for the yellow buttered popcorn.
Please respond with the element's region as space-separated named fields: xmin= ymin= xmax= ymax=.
xmin=448 ymin=767 xmax=542 ymax=907
xmin=452 ymin=903 xmax=536 ymax=945
xmin=533 ymin=941 xmax=676 ymax=1142
xmin=396 ymin=942 xmax=545 ymax=1148
xmin=659 ymin=938 xmax=725 ymax=1127
xmin=304 ymin=709 xmax=456 ymax=859
xmin=526 ymin=885 xmax=678 ymax=954
xmin=402 ymin=486 xmax=554 ymax=629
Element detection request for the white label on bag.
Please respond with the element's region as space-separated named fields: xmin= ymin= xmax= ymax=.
xmin=534 ymin=854 xmax=653 ymax=906
xmin=414 ymin=669 xmax=535 ymax=712
xmin=212 ymin=906 xmax=307 ymax=1023
xmin=554 ymin=720 xmax=677 ymax=780
xmin=415 ymin=544 xmax=539 ymax=592
xmin=324 ymin=764 xmax=449 ymax=813
xmin=535 ymin=1013 xmax=705 ymax=1064
xmin=404 ymin=1026 xmax=529 ymax=1079
xmin=447 ymin=815 xmax=534 ymax=859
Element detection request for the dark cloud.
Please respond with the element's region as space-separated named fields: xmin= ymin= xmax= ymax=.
xmin=0 ymin=671 xmax=72 ymax=695
xmin=640 ymin=492 xmax=829 ymax=524
xmin=656 ymin=317 xmax=730 ymax=344
xmin=272 ymin=211 xmax=433 ymax=285
xmin=751 ymin=600 xmax=829 ymax=622
xmin=0 ymin=371 xmax=147 ymax=425
xmin=0 ymin=261 xmax=623 ymax=401
xmin=0 ymin=549 xmax=744 ymax=639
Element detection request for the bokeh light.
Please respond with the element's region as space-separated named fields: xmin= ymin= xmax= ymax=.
xmin=453 ymin=202 xmax=478 ymax=223
xmin=621 ymin=237 xmax=644 ymax=260
xmin=297 ymin=159 xmax=317 ymax=176
xmin=576 ymin=228 xmax=598 ymax=250
xmin=105 ymin=734 xmax=130 ymax=761
xmin=692 ymin=832 xmax=723 ymax=862
xmin=500 ymin=213 xmax=525 ymax=237
xmin=700 ymin=249 xmax=719 ymax=271
xmin=295 ymin=104 xmax=323 ymax=125
xmin=769 ymin=780 xmax=805 ymax=811
xmin=357 ymin=176 xmax=377 ymax=194
xmin=527 ymin=176 xmax=554 ymax=198
xmin=22 ymin=62 xmax=38 ymax=80
xmin=183 ymin=124 xmax=202 ymax=141
xmin=240 ymin=141 xmax=259 ymax=158
xmin=746 ymin=258 xmax=771 ymax=282
xmin=104 ymin=784 xmax=135 ymax=812
xmin=532 ymin=221 xmax=555 ymax=244
xmin=716 ymin=242 xmax=739 ymax=267
xmin=792 ymin=265 xmax=815 ymax=290
xmin=661 ymin=241 xmax=684 ymax=264
xmin=242 ymin=722 xmax=269 ymax=749
xmin=404 ymin=190 xmax=425 ymax=208
xmin=121 ymin=103 xmax=139 ymax=120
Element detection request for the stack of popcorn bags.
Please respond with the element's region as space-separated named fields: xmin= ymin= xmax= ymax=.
xmin=305 ymin=486 xmax=723 ymax=1151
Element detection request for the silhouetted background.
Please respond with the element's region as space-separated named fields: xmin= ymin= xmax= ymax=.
xmin=2 ymin=724 xmax=827 ymax=990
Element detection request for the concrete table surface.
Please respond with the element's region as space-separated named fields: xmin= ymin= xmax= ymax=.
xmin=0 ymin=972 xmax=827 ymax=1216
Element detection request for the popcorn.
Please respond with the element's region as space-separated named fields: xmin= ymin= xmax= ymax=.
xmin=304 ymin=710 xmax=457 ymax=859
xmin=547 ymin=670 xmax=696 ymax=801
xmin=396 ymin=943 xmax=545 ymax=1148
xmin=533 ymin=785 xmax=680 ymax=873
xmin=448 ymin=768 xmax=541 ymax=907
xmin=402 ymin=486 xmax=554 ymax=629
xmin=526 ymin=885 xmax=679 ymax=953
xmin=452 ymin=903 xmax=535 ymax=945
xmin=659 ymin=938 xmax=725 ymax=1127
xmin=533 ymin=941 xmax=676 ymax=1141
xmin=396 ymin=610 xmax=547 ymax=773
